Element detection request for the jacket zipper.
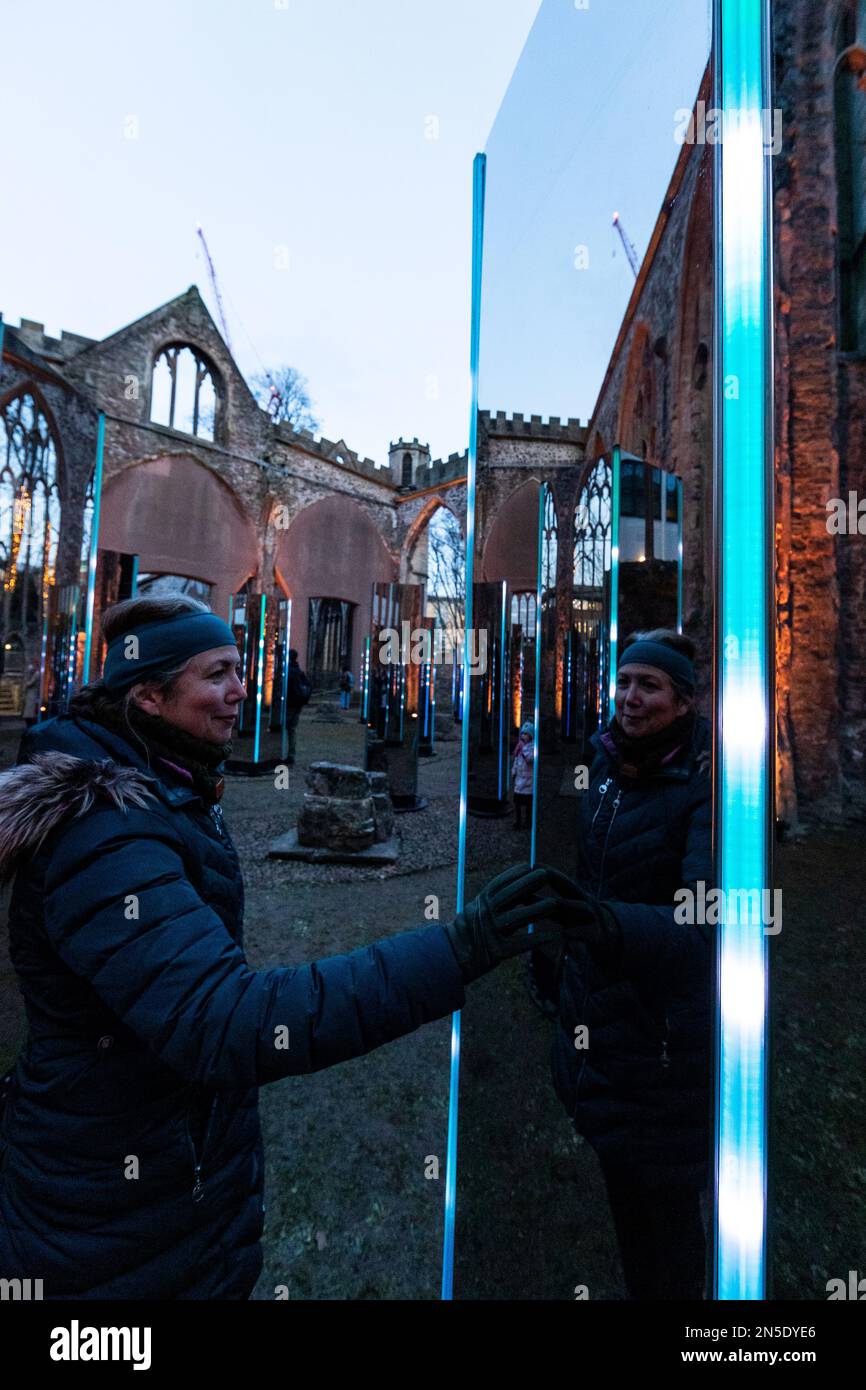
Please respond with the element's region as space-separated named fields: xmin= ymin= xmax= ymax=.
xmin=186 ymin=1095 xmax=218 ymax=1202
xmin=660 ymin=1013 xmax=671 ymax=1069
xmin=596 ymin=785 xmax=622 ymax=896
xmin=591 ymin=777 xmax=613 ymax=830
xmin=210 ymin=803 xmax=229 ymax=842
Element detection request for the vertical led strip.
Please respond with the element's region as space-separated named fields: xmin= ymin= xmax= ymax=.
xmin=607 ymin=446 xmax=622 ymax=722
xmin=252 ymin=595 xmax=266 ymax=763
xmin=713 ymin=0 xmax=774 ymax=1300
xmin=82 ymin=412 xmax=105 ymax=682
xmin=441 ymin=150 xmax=486 ymax=1302
xmin=530 ymin=483 xmax=545 ymax=863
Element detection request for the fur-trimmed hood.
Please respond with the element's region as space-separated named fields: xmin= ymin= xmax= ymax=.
xmin=0 ymin=753 xmax=157 ymax=884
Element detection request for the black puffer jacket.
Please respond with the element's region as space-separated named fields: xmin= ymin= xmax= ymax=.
xmin=0 ymin=715 xmax=464 ymax=1299
xmin=551 ymin=716 xmax=713 ymax=1185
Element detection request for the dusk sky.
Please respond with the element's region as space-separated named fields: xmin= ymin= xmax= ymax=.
xmin=2 ymin=0 xmax=709 ymax=464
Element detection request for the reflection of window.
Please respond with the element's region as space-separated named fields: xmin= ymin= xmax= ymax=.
xmin=136 ymin=573 xmax=213 ymax=601
xmin=542 ymin=489 xmax=558 ymax=593
xmin=511 ymin=590 xmax=537 ymax=634
xmin=574 ymin=459 xmax=611 ymax=589
xmin=150 ymin=345 xmax=218 ymax=440
xmin=79 ymin=471 xmax=96 ymax=578
xmin=0 ymin=392 xmax=62 ymax=664
xmin=620 ymin=461 xmax=644 ymax=517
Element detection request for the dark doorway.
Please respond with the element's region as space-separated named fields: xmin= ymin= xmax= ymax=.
xmin=307 ymin=597 xmax=354 ymax=692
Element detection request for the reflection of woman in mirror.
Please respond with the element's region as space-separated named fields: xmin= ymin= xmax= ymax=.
xmin=549 ymin=630 xmax=712 ymax=1300
xmin=511 ymin=720 xmax=534 ymax=830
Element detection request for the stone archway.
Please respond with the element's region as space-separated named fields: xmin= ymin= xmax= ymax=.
xmin=274 ymin=494 xmax=396 ymax=688
xmin=99 ymin=454 xmax=259 ymax=620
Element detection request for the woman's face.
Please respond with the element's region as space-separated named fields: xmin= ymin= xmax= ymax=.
xmin=134 ymin=645 xmax=247 ymax=743
xmin=615 ymin=662 xmax=690 ymax=738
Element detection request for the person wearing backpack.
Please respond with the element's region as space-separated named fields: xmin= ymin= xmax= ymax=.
xmin=284 ymin=648 xmax=311 ymax=764
xmin=339 ymin=666 xmax=355 ymax=710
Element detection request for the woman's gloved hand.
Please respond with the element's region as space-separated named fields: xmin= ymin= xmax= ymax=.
xmin=539 ymin=866 xmax=622 ymax=952
xmin=444 ymin=862 xmax=562 ymax=985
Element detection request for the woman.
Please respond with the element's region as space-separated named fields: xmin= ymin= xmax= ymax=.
xmin=0 ymin=594 xmax=561 ymax=1299
xmin=549 ymin=629 xmax=713 ymax=1300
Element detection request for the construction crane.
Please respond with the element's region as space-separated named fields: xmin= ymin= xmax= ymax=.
xmin=195 ymin=224 xmax=285 ymax=419
xmin=612 ymin=210 xmax=640 ymax=279
xmin=196 ymin=224 xmax=234 ymax=355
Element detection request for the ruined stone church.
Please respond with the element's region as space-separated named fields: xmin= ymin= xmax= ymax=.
xmin=1 ymin=0 xmax=864 ymax=829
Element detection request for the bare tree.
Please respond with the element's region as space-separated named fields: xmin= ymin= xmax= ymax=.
xmin=249 ymin=366 xmax=320 ymax=433
xmin=427 ymin=507 xmax=465 ymax=637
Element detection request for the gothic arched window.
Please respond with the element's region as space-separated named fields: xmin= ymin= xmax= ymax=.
xmin=0 ymin=391 xmax=62 ymax=665
xmin=573 ymin=458 xmax=612 ymax=590
xmin=401 ymin=451 xmax=413 ymax=487
xmin=150 ymin=344 xmax=219 ymax=440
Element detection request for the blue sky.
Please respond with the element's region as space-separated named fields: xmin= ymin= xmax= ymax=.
xmin=481 ymin=0 xmax=712 ymax=424
xmin=1 ymin=0 xmax=709 ymax=465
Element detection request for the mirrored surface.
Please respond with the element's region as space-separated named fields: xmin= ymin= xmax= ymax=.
xmin=454 ymin=0 xmax=714 ymax=1300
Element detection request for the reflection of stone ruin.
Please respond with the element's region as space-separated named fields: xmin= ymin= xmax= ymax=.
xmin=298 ymin=763 xmax=393 ymax=850
xmin=269 ymin=762 xmax=397 ymax=864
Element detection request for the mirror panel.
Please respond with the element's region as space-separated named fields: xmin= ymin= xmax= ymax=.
xmin=452 ymin=0 xmax=714 ymax=1300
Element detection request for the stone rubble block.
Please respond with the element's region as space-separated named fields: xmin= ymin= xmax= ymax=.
xmin=297 ymin=794 xmax=376 ymax=851
xmin=306 ymin=762 xmax=371 ymax=800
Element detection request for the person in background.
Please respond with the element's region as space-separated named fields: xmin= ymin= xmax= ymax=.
xmin=21 ymin=660 xmax=40 ymax=730
xmin=512 ymin=720 xmax=535 ymax=831
xmin=339 ymin=665 xmax=355 ymax=710
xmin=284 ymin=647 xmax=311 ymax=765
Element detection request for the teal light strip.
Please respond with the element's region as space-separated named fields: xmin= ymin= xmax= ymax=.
xmin=607 ymin=447 xmax=622 ymax=722
xmin=362 ymin=635 xmax=371 ymax=722
xmin=82 ymin=412 xmax=105 ymax=683
xmin=530 ymin=483 xmax=545 ymax=863
xmin=253 ymin=596 xmax=266 ymax=763
xmin=713 ymin=0 xmax=773 ymax=1301
xmin=442 ymin=150 xmax=486 ymax=1303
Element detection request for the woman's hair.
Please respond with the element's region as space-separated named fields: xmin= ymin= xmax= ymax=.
xmin=622 ymin=628 xmax=697 ymax=700
xmin=70 ymin=593 xmax=212 ymax=720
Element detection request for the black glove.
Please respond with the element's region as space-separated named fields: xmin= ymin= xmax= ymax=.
xmin=540 ymin=867 xmax=622 ymax=952
xmin=444 ymin=862 xmax=562 ymax=985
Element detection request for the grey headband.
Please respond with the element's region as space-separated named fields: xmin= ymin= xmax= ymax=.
xmin=617 ymin=640 xmax=695 ymax=694
xmin=102 ymin=612 xmax=239 ymax=693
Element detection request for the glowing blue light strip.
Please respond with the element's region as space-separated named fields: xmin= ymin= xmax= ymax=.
xmin=281 ymin=599 xmax=293 ymax=760
xmin=430 ymin=640 xmax=436 ymax=747
xmin=713 ymin=0 xmax=773 ymax=1301
xmin=253 ymin=596 xmax=266 ymax=763
xmin=81 ymin=412 xmax=105 ymax=683
xmin=442 ymin=150 xmax=485 ymax=1302
xmin=530 ymin=484 xmax=545 ymax=864
xmin=362 ymin=635 xmax=371 ymax=722
xmin=607 ymin=447 xmax=622 ymax=721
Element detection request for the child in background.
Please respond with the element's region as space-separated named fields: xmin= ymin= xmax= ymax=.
xmin=511 ymin=721 xmax=534 ymax=830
